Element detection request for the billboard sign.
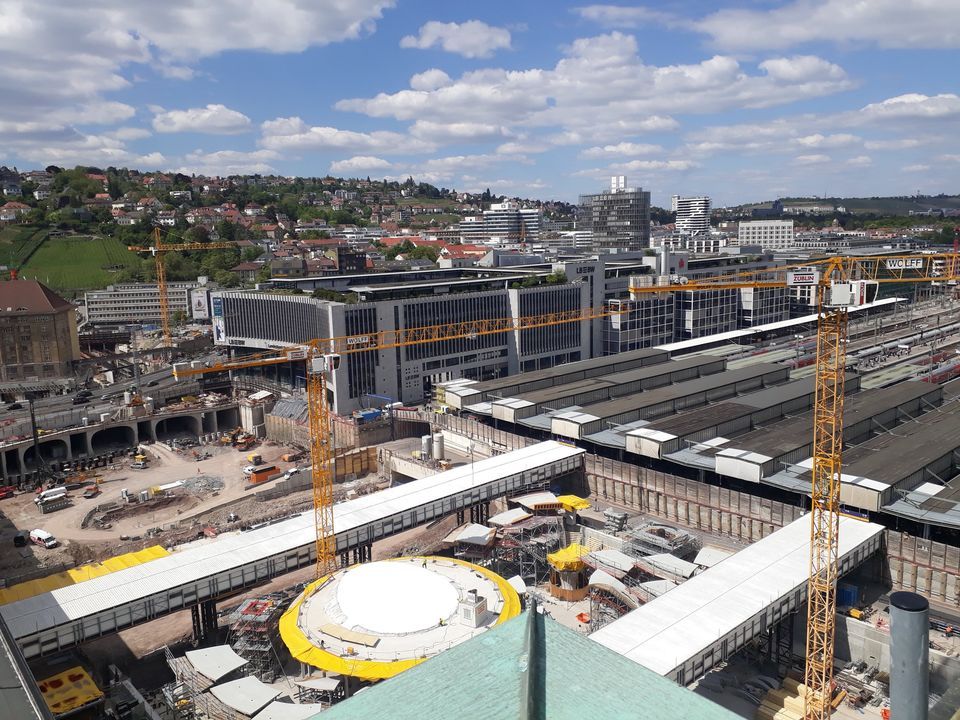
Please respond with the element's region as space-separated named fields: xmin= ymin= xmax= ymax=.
xmin=212 ymin=296 xmax=224 ymax=318
xmin=885 ymin=258 xmax=924 ymax=271
xmin=190 ymin=288 xmax=210 ymax=320
xmin=787 ymin=270 xmax=820 ymax=286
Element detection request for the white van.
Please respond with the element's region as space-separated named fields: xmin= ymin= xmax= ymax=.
xmin=34 ymin=487 xmax=67 ymax=505
xmin=29 ymin=529 xmax=58 ymax=549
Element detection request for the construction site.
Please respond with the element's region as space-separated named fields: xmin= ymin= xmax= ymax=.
xmin=4 ymin=255 xmax=960 ymax=719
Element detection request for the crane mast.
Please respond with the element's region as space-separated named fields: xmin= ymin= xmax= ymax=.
xmin=804 ymin=291 xmax=846 ymax=719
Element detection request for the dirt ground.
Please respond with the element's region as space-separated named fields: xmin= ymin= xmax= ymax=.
xmin=0 ymin=438 xmax=305 ymax=580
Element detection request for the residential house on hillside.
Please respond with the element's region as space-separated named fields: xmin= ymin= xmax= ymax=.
xmin=270 ymin=257 xmax=306 ymax=278
xmin=0 ymin=201 xmax=30 ymax=222
xmin=229 ymin=261 xmax=264 ymax=283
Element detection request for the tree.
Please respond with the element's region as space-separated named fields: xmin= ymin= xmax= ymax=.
xmin=213 ymin=270 xmax=240 ymax=287
xmin=184 ymin=225 xmax=210 ymax=244
xmin=242 ymin=246 xmax=264 ymax=262
xmin=170 ymin=310 xmax=188 ymax=326
xmin=216 ymin=220 xmax=237 ymax=242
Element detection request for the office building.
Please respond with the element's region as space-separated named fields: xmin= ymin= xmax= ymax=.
xmin=214 ymin=250 xmax=792 ymax=412
xmin=578 ymin=176 xmax=651 ymax=252
xmin=738 ymin=220 xmax=795 ymax=250
xmin=85 ymin=280 xmax=209 ymax=327
xmin=0 ymin=281 xmax=80 ymax=381
xmin=458 ymin=202 xmax=542 ymax=245
xmin=672 ymin=195 xmax=711 ymax=237
xmin=213 ymin=274 xmax=590 ymax=414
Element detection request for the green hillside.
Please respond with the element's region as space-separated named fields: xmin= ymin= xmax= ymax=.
xmin=0 ymin=225 xmax=49 ymax=270
xmin=19 ymin=235 xmax=140 ymax=295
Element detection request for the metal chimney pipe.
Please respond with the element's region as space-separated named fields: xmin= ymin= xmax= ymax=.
xmin=889 ymin=591 xmax=929 ymax=720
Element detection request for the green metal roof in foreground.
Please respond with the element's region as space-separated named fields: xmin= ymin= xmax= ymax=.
xmin=317 ymin=603 xmax=738 ymax=720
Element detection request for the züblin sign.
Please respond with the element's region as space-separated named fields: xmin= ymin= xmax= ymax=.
xmin=885 ymin=258 xmax=924 ymax=271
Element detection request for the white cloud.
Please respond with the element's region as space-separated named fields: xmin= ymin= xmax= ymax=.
xmin=108 ymin=127 xmax=153 ymax=141
xmin=410 ymin=120 xmax=507 ymax=143
xmin=573 ymin=5 xmax=678 ymax=28
xmin=942 ymin=154 xmax=960 ymax=162
xmin=847 ymin=155 xmax=873 ymax=167
xmin=696 ymin=0 xmax=960 ymax=51
xmin=580 ymin=142 xmax=663 ymax=159
xmin=793 ymin=133 xmax=860 ymax=149
xmin=409 ymin=69 xmax=451 ymax=91
xmin=153 ymin=104 xmax=252 ymax=134
xmin=613 ymin=159 xmax=696 ymax=172
xmin=903 ymin=163 xmax=931 ymax=172
xmin=176 ymin=149 xmax=280 ymax=175
xmin=400 ymin=20 xmax=511 ymax=59
xmin=329 ymin=156 xmax=393 ymax=174
xmin=259 ymin=117 xmax=435 ymax=154
xmin=858 ymin=93 xmax=960 ymax=121
xmin=0 ymin=0 xmax=394 ymax=128
xmin=864 ymin=138 xmax=925 ymax=150
xmin=338 ymin=32 xmax=851 ymax=147
xmin=795 ymin=154 xmax=831 ymax=165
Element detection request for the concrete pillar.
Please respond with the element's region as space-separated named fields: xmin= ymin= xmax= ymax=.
xmin=84 ymin=430 xmax=93 ymax=457
xmin=889 ymin=591 xmax=929 ymax=720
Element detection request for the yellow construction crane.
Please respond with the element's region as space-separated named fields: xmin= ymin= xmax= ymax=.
xmin=128 ymin=227 xmax=235 ymax=346
xmin=629 ymin=251 xmax=959 ymax=719
xmin=170 ymin=306 xmax=619 ymax=577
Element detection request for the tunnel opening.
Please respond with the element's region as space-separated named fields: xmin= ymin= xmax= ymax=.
xmin=24 ymin=439 xmax=69 ymax=470
xmin=70 ymin=433 xmax=87 ymax=459
xmin=90 ymin=425 xmax=136 ymax=455
xmin=216 ymin=407 xmax=240 ymax=431
xmin=155 ymin=415 xmax=201 ymax=442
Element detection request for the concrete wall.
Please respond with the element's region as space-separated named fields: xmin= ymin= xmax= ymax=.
xmin=834 ymin=615 xmax=960 ymax=695
xmin=886 ymin=532 xmax=960 ymax=605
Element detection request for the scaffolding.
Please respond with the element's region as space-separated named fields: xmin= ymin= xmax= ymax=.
xmin=489 ymin=515 xmax=565 ymax=588
xmin=162 ymin=647 xmax=222 ymax=720
xmin=227 ymin=594 xmax=290 ymax=683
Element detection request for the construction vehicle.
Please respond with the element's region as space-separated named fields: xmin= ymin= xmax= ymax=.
xmin=629 ymin=251 xmax=959 ymax=719
xmin=171 ymin=305 xmax=618 ymax=577
xmin=128 ymin=227 xmax=235 ymax=347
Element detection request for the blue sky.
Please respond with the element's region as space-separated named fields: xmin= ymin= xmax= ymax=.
xmin=2 ymin=0 xmax=959 ymax=206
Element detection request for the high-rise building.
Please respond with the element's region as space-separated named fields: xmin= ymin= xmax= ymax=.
xmin=458 ymin=202 xmax=542 ymax=245
xmin=578 ymin=176 xmax=651 ymax=252
xmin=671 ymin=195 xmax=711 ymax=237
xmin=0 ymin=281 xmax=80 ymax=381
xmin=737 ymin=220 xmax=795 ymax=249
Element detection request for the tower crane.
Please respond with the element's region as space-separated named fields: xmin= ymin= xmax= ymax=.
xmin=629 ymin=251 xmax=960 ymax=719
xmin=128 ymin=227 xmax=235 ymax=347
xmin=169 ymin=306 xmax=619 ymax=577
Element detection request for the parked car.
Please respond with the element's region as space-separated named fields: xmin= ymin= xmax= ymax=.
xmin=13 ymin=532 xmax=26 ymax=547
xmin=130 ymin=461 xmax=148 ymax=470
xmin=242 ymin=465 xmax=257 ymax=476
xmin=6 ymin=402 xmax=22 ymax=411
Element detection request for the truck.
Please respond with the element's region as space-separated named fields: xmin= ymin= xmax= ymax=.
xmin=82 ymin=485 xmax=101 ymax=499
xmin=248 ymin=464 xmax=282 ymax=485
xmin=29 ymin=529 xmax=59 ymax=548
